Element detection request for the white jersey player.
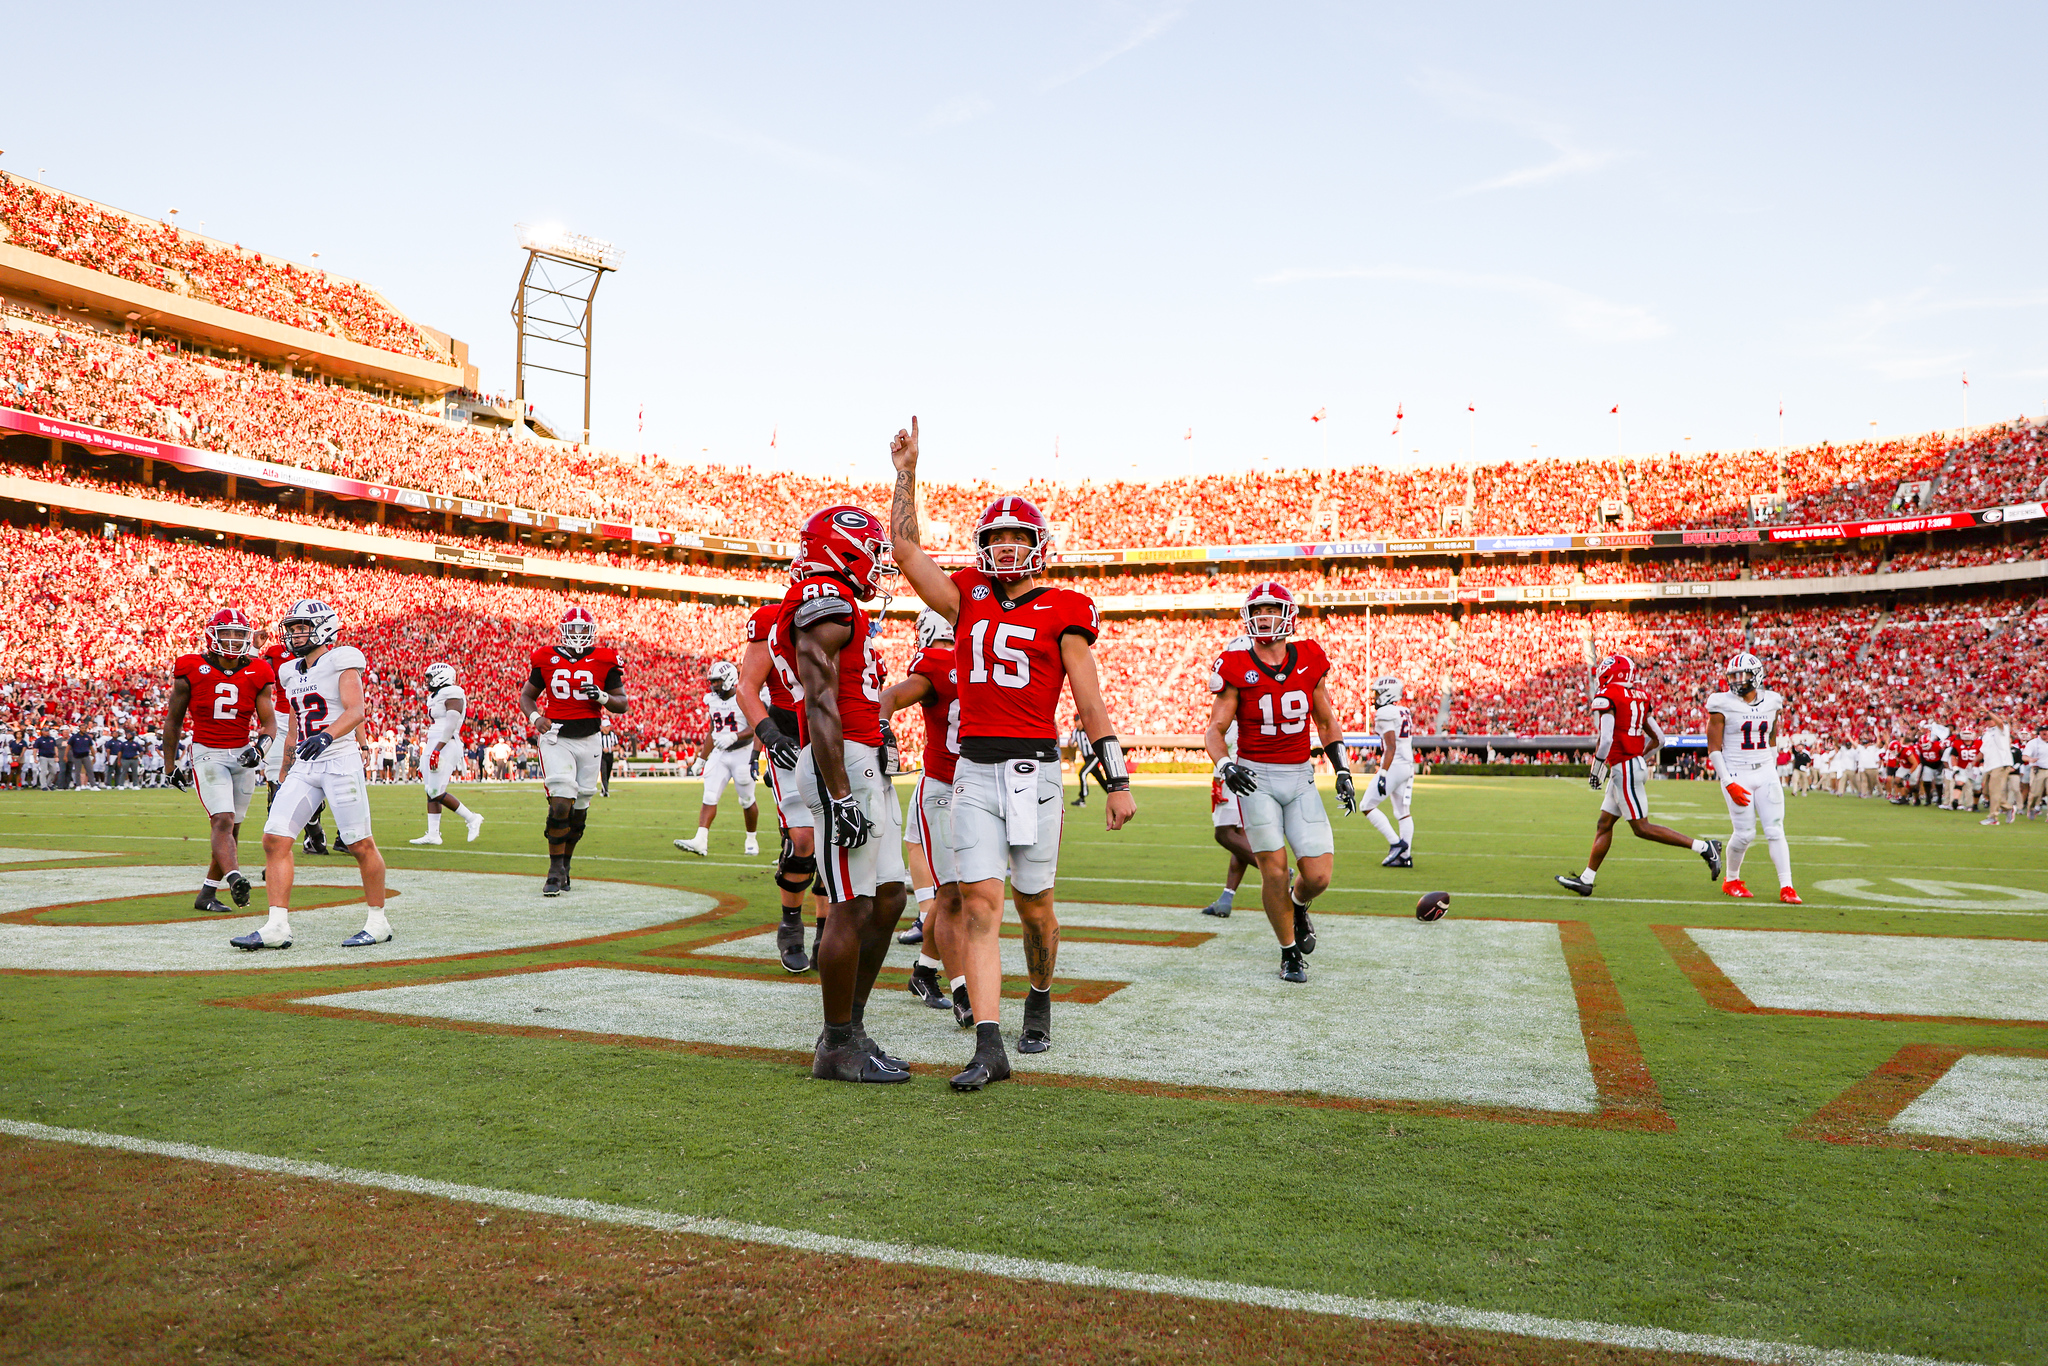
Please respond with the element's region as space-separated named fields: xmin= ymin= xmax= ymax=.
xmin=238 ymin=600 xmax=392 ymax=951
xmin=1359 ymin=675 xmax=1416 ymax=866
xmin=410 ymin=661 xmax=485 ymax=846
xmin=1707 ymin=651 xmax=1798 ymax=904
xmin=675 ymin=660 xmax=761 ymax=857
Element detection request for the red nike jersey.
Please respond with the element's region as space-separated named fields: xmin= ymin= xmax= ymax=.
xmin=744 ymin=601 xmax=800 ymax=711
xmin=1590 ymin=681 xmax=1652 ymax=764
xmin=529 ymin=645 xmax=625 ymax=735
xmin=778 ymin=574 xmax=883 ymax=748
xmin=1209 ymin=638 xmax=1331 ymax=764
xmin=261 ymin=641 xmax=291 ymax=672
xmin=909 ymin=644 xmax=960 ymax=784
xmin=951 ymin=568 xmax=1099 ymax=745
xmin=174 ymin=654 xmax=276 ymax=749
xmin=1916 ymin=736 xmax=1943 ymax=765
xmin=1956 ymin=733 xmax=1982 ymax=766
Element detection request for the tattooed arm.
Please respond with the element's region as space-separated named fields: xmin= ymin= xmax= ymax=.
xmin=888 ymin=417 xmax=961 ymax=623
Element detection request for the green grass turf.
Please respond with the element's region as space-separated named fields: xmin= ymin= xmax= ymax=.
xmin=1 ymin=776 xmax=2043 ymax=1364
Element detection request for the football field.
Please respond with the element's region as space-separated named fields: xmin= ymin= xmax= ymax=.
xmin=1 ymin=774 xmax=2043 ymax=1364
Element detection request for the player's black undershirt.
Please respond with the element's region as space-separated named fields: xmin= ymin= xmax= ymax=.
xmin=960 ymin=737 xmax=1060 ymax=764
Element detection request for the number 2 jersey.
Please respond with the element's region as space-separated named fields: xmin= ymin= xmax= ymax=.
xmin=172 ymin=653 xmax=276 ymax=749
xmin=1208 ymin=637 xmax=1331 ymax=765
xmin=950 ymin=566 xmax=1099 ymax=761
xmin=528 ymin=645 xmax=625 ymax=739
xmin=277 ymin=645 xmax=369 ymax=757
xmin=1705 ymin=688 xmax=1783 ymax=775
xmin=776 ymin=573 xmax=883 ymax=748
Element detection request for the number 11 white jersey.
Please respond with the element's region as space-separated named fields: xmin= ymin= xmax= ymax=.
xmin=1707 ymin=689 xmax=1783 ymax=774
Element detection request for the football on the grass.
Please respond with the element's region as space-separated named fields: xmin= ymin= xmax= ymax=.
xmin=1416 ymin=890 xmax=1450 ymax=922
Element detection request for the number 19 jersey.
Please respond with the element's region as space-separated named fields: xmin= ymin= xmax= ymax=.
xmin=950 ymin=567 xmax=1100 ymax=756
xmin=1209 ymin=638 xmax=1331 ymax=764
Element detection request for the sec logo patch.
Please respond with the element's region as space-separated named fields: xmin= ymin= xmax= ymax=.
xmin=972 ymin=585 xmax=991 ymax=601
xmin=1243 ymin=671 xmax=1258 ymax=685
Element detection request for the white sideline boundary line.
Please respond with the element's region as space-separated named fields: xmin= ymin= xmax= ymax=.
xmin=0 ymin=1118 xmax=1976 ymax=1366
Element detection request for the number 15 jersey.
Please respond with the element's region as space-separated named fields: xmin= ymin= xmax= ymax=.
xmin=1209 ymin=638 xmax=1331 ymax=765
xmin=950 ymin=567 xmax=1100 ymax=759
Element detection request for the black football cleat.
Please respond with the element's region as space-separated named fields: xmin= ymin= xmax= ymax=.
xmin=909 ymin=962 xmax=951 ymax=1009
xmin=951 ymin=984 xmax=974 ymax=1028
xmin=1279 ymin=947 xmax=1308 ymax=984
xmin=1381 ymin=840 xmax=1413 ymax=868
xmin=194 ymin=894 xmax=233 ymax=914
xmin=813 ymin=1041 xmax=911 ymax=1084
xmin=1018 ymin=987 xmax=1052 ymax=1054
xmin=341 ymin=929 xmax=391 ymax=947
xmin=224 ymin=870 xmax=253 ymax=908
xmin=776 ymin=917 xmax=811 ymax=973
xmin=1701 ymin=838 xmax=1725 ymax=882
xmin=949 ymin=1045 xmax=1012 ymax=1091
xmin=897 ymin=913 xmax=926 ymax=946
xmin=1292 ymin=901 xmax=1317 ymax=955
xmin=857 ymin=1028 xmax=908 ymax=1072
xmin=302 ymin=829 xmax=329 ymax=856
xmin=1200 ymin=894 xmax=1232 ymax=918
xmin=229 ymin=929 xmax=290 ymax=951
xmin=542 ymin=867 xmax=567 ymax=898
xmin=1555 ymin=874 xmax=1594 ymax=897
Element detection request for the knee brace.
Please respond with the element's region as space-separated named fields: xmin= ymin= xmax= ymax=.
xmin=565 ymin=808 xmax=589 ymax=846
xmin=776 ymin=849 xmax=817 ymax=895
xmin=545 ymin=814 xmax=573 ymax=847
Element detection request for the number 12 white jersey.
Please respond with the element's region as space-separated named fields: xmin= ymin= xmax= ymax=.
xmin=279 ymin=645 xmax=369 ymax=758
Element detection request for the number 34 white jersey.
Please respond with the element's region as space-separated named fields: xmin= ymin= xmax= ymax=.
xmin=1707 ymin=689 xmax=1783 ymax=773
xmin=1375 ymin=703 xmax=1415 ymax=766
xmin=703 ymin=691 xmax=748 ymax=748
xmin=279 ymin=645 xmax=369 ymax=758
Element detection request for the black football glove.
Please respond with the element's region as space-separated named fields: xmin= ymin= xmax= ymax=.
xmin=296 ymin=731 xmax=335 ymax=762
xmin=169 ymin=759 xmax=192 ymax=792
xmin=1216 ymin=759 xmax=1258 ymax=796
xmin=1335 ymin=768 xmax=1358 ymax=815
xmin=575 ymin=681 xmax=606 ymax=702
xmin=754 ymin=714 xmax=799 ymax=770
xmin=237 ymin=735 xmax=270 ymax=770
xmin=1587 ymin=758 xmax=1607 ymax=790
xmin=827 ymin=792 xmax=873 ymax=849
xmin=879 ymin=718 xmax=901 ymax=775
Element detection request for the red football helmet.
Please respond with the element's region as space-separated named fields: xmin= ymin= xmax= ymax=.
xmin=798 ymin=505 xmax=893 ymax=601
xmin=559 ymin=605 xmax=598 ymax=654
xmin=203 ymin=607 xmax=256 ymax=659
xmin=975 ymin=496 xmax=1051 ymax=582
xmin=1242 ymin=582 xmax=1297 ymax=642
xmin=1595 ymin=654 xmax=1635 ymax=688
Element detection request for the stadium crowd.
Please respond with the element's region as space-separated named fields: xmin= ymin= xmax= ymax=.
xmin=0 ymin=175 xmax=447 ymax=364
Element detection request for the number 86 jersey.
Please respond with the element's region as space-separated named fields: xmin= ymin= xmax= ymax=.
xmin=1209 ymin=637 xmax=1331 ymax=765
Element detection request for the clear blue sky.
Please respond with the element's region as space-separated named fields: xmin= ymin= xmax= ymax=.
xmin=10 ymin=3 xmax=2045 ymax=486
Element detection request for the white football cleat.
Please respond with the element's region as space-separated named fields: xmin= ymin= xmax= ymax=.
xmin=674 ymin=837 xmax=708 ymax=857
xmin=744 ymin=834 xmax=760 ymax=856
xmin=409 ymin=833 xmax=443 ymax=846
xmin=465 ymin=813 xmax=485 ymax=842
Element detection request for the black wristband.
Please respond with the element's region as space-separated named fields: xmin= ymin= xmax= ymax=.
xmin=1323 ymin=740 xmax=1349 ymax=774
xmin=1093 ymin=735 xmax=1131 ymax=792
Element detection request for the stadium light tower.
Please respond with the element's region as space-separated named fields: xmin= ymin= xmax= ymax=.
xmin=511 ymin=223 xmax=622 ymax=445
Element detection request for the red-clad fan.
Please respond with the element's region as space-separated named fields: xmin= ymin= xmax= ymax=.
xmin=1204 ymin=583 xmax=1355 ymax=984
xmin=737 ymin=578 xmax=825 ymax=973
xmin=1556 ymin=654 xmax=1722 ymax=897
xmin=517 ymin=605 xmax=631 ymax=897
xmin=778 ymin=505 xmax=910 ymax=1084
xmin=888 ymin=417 xmax=1135 ymax=1092
xmin=881 ymin=608 xmax=969 ymax=1023
xmin=162 ymin=608 xmax=277 ymax=913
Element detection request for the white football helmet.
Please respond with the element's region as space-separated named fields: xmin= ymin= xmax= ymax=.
xmin=278 ymin=600 xmax=341 ymax=658
xmin=915 ymin=608 xmax=955 ymax=650
xmin=1726 ymin=651 xmax=1764 ymax=695
xmin=708 ymin=660 xmax=740 ymax=697
xmin=425 ymin=662 xmax=457 ymax=695
xmin=1374 ymin=675 xmax=1403 ymax=708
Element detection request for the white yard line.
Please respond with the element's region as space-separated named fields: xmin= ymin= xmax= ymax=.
xmin=0 ymin=1118 xmax=1977 ymax=1366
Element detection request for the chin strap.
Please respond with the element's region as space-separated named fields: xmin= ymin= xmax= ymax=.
xmin=1092 ymin=735 xmax=1130 ymax=792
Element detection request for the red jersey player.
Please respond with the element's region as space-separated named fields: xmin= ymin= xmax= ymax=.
xmin=1556 ymin=655 xmax=1722 ymax=897
xmin=889 ymin=416 xmax=1135 ymax=1091
xmin=162 ymin=608 xmax=276 ymax=913
xmin=518 ymin=605 xmax=630 ymax=896
xmin=781 ymin=505 xmax=911 ymax=1084
xmin=881 ymin=608 xmax=968 ymax=1022
xmin=738 ymin=583 xmax=824 ymax=973
xmin=1204 ymin=583 xmax=1355 ymax=984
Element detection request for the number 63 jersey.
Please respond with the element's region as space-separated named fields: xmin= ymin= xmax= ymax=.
xmin=1209 ymin=637 xmax=1331 ymax=765
xmin=529 ymin=644 xmax=626 ymax=739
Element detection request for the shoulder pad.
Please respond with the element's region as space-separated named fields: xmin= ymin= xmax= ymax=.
xmin=793 ymin=595 xmax=855 ymax=628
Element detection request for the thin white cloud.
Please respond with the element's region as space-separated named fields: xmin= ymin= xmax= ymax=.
xmin=923 ymin=96 xmax=994 ymax=130
xmin=1043 ymin=6 xmax=1185 ymax=91
xmin=1261 ymin=265 xmax=1667 ymax=343
xmin=1825 ymin=285 xmax=2048 ymax=380
xmin=1413 ymin=68 xmax=1620 ymax=195
xmin=682 ymin=119 xmax=876 ymax=184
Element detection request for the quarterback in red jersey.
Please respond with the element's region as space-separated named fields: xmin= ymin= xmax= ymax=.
xmin=890 ymin=417 xmax=1135 ymax=1091
xmin=738 ymin=586 xmax=825 ymax=972
xmin=518 ymin=605 xmax=630 ymax=897
xmin=881 ymin=608 xmax=969 ymax=1023
xmin=162 ymin=608 xmax=276 ymax=913
xmin=1556 ymin=655 xmax=1722 ymax=897
xmin=782 ymin=505 xmax=911 ymax=1084
xmin=1205 ymin=584 xmax=1355 ymax=984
